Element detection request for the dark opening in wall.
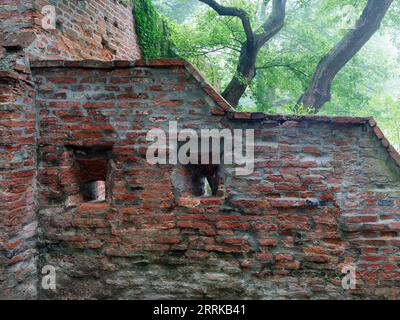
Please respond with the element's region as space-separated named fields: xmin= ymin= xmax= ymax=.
xmin=67 ymin=145 xmax=113 ymax=203
xmin=82 ymin=180 xmax=106 ymax=202
xmin=176 ymin=163 xmax=225 ymax=198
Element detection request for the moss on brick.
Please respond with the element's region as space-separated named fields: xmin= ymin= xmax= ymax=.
xmin=132 ymin=0 xmax=176 ymax=58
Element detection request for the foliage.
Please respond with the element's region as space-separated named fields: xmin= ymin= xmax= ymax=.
xmin=132 ymin=0 xmax=176 ymax=58
xmin=152 ymin=0 xmax=199 ymax=23
xmin=155 ymin=0 xmax=400 ymax=149
xmin=355 ymin=94 xmax=400 ymax=151
xmin=283 ymin=103 xmax=316 ymax=116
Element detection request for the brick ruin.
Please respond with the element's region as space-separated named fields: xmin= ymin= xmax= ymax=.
xmin=0 ymin=0 xmax=140 ymax=299
xmin=1 ymin=0 xmax=400 ymax=300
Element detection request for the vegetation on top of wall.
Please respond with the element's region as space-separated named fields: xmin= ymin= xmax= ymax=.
xmin=132 ymin=0 xmax=176 ymax=58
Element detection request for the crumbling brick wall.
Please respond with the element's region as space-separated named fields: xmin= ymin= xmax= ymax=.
xmin=30 ymin=0 xmax=141 ymax=60
xmin=30 ymin=59 xmax=400 ymax=299
xmin=0 ymin=0 xmax=38 ymax=299
xmin=2 ymin=0 xmax=400 ymax=300
xmin=1 ymin=0 xmax=141 ymax=61
xmin=0 ymin=0 xmax=140 ymax=299
xmin=0 ymin=61 xmax=37 ymax=299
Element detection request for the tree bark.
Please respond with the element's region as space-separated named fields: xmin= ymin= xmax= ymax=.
xmin=198 ymin=0 xmax=254 ymax=45
xmin=221 ymin=42 xmax=257 ymax=106
xmin=200 ymin=0 xmax=286 ymax=107
xmin=299 ymin=0 xmax=393 ymax=111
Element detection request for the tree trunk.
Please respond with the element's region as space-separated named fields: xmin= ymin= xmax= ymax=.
xmin=222 ymin=43 xmax=257 ymax=107
xmin=221 ymin=0 xmax=286 ymax=107
xmin=199 ymin=0 xmax=286 ymax=107
xmin=299 ymin=0 xmax=393 ymax=111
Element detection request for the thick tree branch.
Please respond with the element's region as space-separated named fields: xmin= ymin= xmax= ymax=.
xmin=256 ymin=0 xmax=287 ymax=50
xmin=199 ymin=0 xmax=254 ymax=46
xmin=299 ymin=0 xmax=393 ymax=111
xmin=199 ymin=0 xmax=287 ymax=107
xmin=190 ymin=45 xmax=241 ymax=56
xmin=257 ymin=63 xmax=309 ymax=79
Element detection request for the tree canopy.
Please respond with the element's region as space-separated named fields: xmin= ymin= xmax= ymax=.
xmin=151 ymin=0 xmax=400 ymax=150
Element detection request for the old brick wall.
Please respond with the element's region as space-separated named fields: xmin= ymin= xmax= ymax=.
xmin=0 ymin=0 xmax=140 ymax=299
xmin=30 ymin=59 xmax=400 ymax=299
xmin=30 ymin=0 xmax=141 ymax=61
xmin=0 ymin=0 xmax=38 ymax=299
xmin=2 ymin=1 xmax=400 ymax=300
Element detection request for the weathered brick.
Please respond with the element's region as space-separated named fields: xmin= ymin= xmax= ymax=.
xmin=2 ymin=0 xmax=399 ymax=300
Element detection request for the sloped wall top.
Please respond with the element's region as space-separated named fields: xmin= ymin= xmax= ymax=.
xmin=29 ymin=58 xmax=400 ymax=169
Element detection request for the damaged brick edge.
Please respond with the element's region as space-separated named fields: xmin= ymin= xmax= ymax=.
xmin=229 ymin=112 xmax=400 ymax=168
xmin=29 ymin=58 xmax=235 ymax=113
xmin=368 ymin=118 xmax=400 ymax=167
xmin=29 ymin=58 xmax=400 ymax=168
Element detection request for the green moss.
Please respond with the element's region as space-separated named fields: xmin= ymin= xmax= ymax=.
xmin=132 ymin=0 xmax=176 ymax=58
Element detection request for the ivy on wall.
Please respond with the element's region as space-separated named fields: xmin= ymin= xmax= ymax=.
xmin=132 ymin=0 xmax=176 ymax=58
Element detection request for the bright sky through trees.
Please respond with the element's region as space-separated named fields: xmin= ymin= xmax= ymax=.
xmin=153 ymin=0 xmax=400 ymax=150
